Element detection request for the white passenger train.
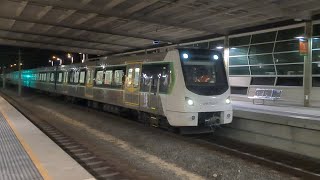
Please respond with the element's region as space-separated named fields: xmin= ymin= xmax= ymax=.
xmin=5 ymin=48 xmax=232 ymax=133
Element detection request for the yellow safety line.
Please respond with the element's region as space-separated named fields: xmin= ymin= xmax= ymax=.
xmin=0 ymin=109 xmax=52 ymax=180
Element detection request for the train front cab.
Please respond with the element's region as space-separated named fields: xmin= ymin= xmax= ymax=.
xmin=164 ymin=48 xmax=233 ymax=130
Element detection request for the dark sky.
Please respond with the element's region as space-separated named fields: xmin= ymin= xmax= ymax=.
xmin=0 ymin=45 xmax=86 ymax=72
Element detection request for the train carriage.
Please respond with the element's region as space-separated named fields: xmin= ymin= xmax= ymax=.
xmin=6 ymin=48 xmax=233 ymax=133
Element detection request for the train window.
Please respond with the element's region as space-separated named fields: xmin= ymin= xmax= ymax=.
xmin=127 ymin=68 xmax=133 ymax=87
xmin=74 ymin=71 xmax=80 ymax=83
xmin=114 ymin=70 xmax=124 ymax=86
xmin=86 ymin=70 xmax=93 ymax=85
xmin=50 ymin=73 xmax=55 ymax=82
xmin=159 ymin=66 xmax=170 ymax=93
xmin=133 ymin=68 xmax=140 ymax=88
xmin=64 ymin=72 xmax=68 ymax=83
xmin=105 ymin=70 xmax=113 ymax=85
xmin=79 ymin=71 xmax=86 ymax=84
xmin=69 ymin=71 xmax=74 ymax=83
xmin=95 ymin=70 xmax=104 ymax=85
xmin=47 ymin=73 xmax=50 ymax=81
xmin=58 ymin=72 xmax=63 ymax=83
xmin=141 ymin=64 xmax=170 ymax=93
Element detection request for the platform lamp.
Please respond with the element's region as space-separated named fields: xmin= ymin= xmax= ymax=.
xmin=48 ymin=59 xmax=53 ymax=66
xmin=67 ymin=53 xmax=74 ymax=64
xmin=51 ymin=56 xmax=63 ymax=66
xmin=57 ymin=58 xmax=62 ymax=65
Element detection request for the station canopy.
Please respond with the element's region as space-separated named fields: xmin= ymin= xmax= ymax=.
xmin=0 ymin=0 xmax=320 ymax=55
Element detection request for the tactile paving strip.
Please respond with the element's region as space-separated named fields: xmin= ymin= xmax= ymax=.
xmin=0 ymin=112 xmax=43 ymax=180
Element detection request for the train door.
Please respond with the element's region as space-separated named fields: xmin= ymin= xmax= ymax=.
xmin=141 ymin=63 xmax=169 ymax=113
xmin=62 ymin=71 xmax=68 ymax=93
xmin=85 ymin=68 xmax=94 ymax=98
xmin=124 ymin=63 xmax=142 ymax=107
xmin=147 ymin=74 xmax=160 ymax=112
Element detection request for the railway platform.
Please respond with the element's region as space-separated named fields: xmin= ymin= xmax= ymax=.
xmin=233 ymin=101 xmax=320 ymax=123
xmin=216 ymin=100 xmax=320 ymax=160
xmin=0 ymin=95 xmax=95 ymax=180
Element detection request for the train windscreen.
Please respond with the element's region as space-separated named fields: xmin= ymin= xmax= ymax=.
xmin=179 ymin=49 xmax=228 ymax=96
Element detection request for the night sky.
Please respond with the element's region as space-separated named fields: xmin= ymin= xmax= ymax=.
xmin=0 ymin=45 xmax=90 ymax=73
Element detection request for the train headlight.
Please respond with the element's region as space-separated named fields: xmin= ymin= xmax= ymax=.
xmin=226 ymin=97 xmax=231 ymax=104
xmin=182 ymin=53 xmax=189 ymax=59
xmin=213 ymin=54 xmax=219 ymax=60
xmin=185 ymin=97 xmax=194 ymax=106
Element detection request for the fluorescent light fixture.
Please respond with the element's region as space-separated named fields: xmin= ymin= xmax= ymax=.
xmin=295 ymin=36 xmax=305 ymax=39
xmin=216 ymin=46 xmax=224 ymax=49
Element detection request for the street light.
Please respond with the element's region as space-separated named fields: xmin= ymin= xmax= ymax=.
xmin=51 ymin=56 xmax=63 ymax=66
xmin=49 ymin=59 xmax=54 ymax=66
xmin=67 ymin=53 xmax=73 ymax=64
xmin=57 ymin=58 xmax=62 ymax=65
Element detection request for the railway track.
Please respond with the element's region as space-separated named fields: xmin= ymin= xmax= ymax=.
xmin=0 ymin=91 xmax=129 ymax=180
xmin=66 ymin=92 xmax=320 ymax=179
xmin=2 ymin=89 xmax=320 ymax=179
xmin=187 ymin=135 xmax=320 ymax=180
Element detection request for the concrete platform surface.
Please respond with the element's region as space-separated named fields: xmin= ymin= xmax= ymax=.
xmin=233 ymin=100 xmax=320 ymax=120
xmin=0 ymin=95 xmax=95 ymax=180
